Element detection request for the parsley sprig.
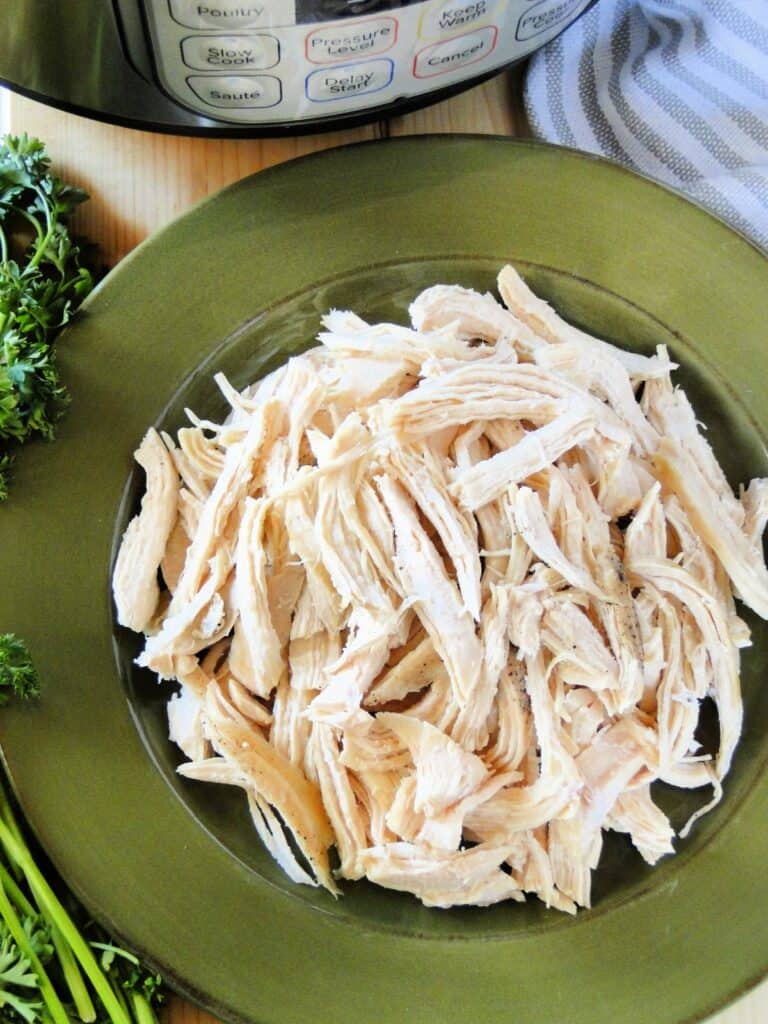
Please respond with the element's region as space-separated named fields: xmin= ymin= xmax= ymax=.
xmin=0 ymin=134 xmax=94 ymax=499
xmin=0 ymin=634 xmax=165 ymax=1022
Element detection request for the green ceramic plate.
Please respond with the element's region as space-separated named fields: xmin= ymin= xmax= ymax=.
xmin=1 ymin=136 xmax=767 ymax=1024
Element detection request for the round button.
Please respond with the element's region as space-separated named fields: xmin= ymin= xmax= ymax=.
xmin=186 ymin=74 xmax=282 ymax=108
xmin=413 ymin=25 xmax=498 ymax=78
xmin=169 ymin=0 xmax=294 ymax=29
xmin=181 ymin=34 xmax=279 ymax=71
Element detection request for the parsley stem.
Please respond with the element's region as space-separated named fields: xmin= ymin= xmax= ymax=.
xmin=0 ymin=859 xmax=35 ymax=917
xmin=9 ymin=206 xmax=46 ymax=251
xmin=25 ymin=187 xmax=59 ymax=275
xmin=108 ymin=973 xmax=132 ymax=1018
xmin=50 ymin=921 xmax=97 ymax=1023
xmin=129 ymin=990 xmax=159 ymax=1024
xmin=89 ymin=942 xmax=141 ymax=965
xmin=0 ymin=868 xmax=70 ymax=1024
xmin=0 ymin=789 xmax=26 ymax=848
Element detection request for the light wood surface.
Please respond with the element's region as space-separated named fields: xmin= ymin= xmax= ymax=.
xmin=5 ymin=75 xmax=766 ymax=1024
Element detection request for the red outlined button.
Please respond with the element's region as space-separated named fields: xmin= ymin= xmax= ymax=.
xmin=305 ymin=16 xmax=398 ymax=64
xmin=413 ymin=25 xmax=498 ymax=78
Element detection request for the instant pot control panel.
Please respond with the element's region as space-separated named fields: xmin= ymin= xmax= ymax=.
xmin=132 ymin=0 xmax=590 ymax=124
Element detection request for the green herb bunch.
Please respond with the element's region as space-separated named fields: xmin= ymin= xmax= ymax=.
xmin=0 ymin=635 xmax=165 ymax=1023
xmin=0 ymin=134 xmax=95 ymax=500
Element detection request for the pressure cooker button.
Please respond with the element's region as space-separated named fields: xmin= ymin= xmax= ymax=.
xmin=419 ymin=0 xmax=500 ymax=39
xmin=305 ymin=58 xmax=394 ymax=101
xmin=169 ymin=0 xmax=295 ymax=30
xmin=413 ymin=25 xmax=498 ymax=78
xmin=186 ymin=74 xmax=282 ymax=107
xmin=515 ymin=0 xmax=584 ymax=41
xmin=181 ymin=34 xmax=279 ymax=70
xmin=305 ymin=17 xmax=397 ymax=63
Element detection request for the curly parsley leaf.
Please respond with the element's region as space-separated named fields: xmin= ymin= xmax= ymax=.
xmin=0 ymin=915 xmax=53 ymax=1024
xmin=0 ymin=634 xmax=40 ymax=703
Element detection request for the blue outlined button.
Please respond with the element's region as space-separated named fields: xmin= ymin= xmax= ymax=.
xmin=305 ymin=58 xmax=394 ymax=102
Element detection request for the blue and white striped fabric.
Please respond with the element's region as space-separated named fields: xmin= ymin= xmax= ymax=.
xmin=523 ymin=0 xmax=768 ymax=249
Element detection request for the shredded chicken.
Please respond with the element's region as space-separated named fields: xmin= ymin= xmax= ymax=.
xmin=113 ymin=428 xmax=178 ymax=631
xmin=113 ymin=265 xmax=766 ymax=912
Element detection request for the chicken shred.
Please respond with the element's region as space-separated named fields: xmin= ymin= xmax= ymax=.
xmin=113 ymin=428 xmax=179 ymax=631
xmin=113 ymin=266 xmax=766 ymax=911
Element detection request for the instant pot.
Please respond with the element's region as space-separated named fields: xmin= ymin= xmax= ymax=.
xmin=1 ymin=1 xmax=592 ymax=136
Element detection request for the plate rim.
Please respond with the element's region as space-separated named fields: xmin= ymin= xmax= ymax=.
xmin=2 ymin=134 xmax=768 ymax=1024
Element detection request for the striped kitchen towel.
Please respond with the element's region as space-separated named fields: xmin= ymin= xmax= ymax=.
xmin=523 ymin=0 xmax=768 ymax=249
